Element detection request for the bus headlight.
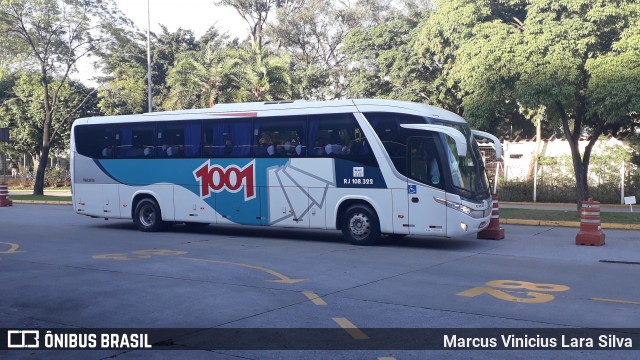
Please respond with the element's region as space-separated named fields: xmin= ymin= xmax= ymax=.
xmin=434 ymin=198 xmax=485 ymax=219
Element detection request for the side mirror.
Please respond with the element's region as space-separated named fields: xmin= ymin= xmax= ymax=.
xmin=472 ymin=130 xmax=502 ymax=159
xmin=401 ymin=124 xmax=467 ymax=157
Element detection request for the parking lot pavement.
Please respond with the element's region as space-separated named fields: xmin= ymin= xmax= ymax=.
xmin=0 ymin=204 xmax=639 ymax=359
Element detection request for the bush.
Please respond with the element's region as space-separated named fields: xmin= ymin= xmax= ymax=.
xmin=44 ymin=167 xmax=70 ymax=188
xmin=498 ymin=181 xmax=533 ymax=202
xmin=497 ymin=174 xmax=640 ymax=204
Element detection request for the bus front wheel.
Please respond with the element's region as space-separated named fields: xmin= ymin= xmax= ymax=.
xmin=134 ymin=198 xmax=165 ymax=232
xmin=342 ymin=204 xmax=381 ymax=246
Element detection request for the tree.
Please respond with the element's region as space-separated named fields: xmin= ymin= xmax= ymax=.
xmin=344 ymin=1 xmax=434 ymax=102
xmin=0 ymin=0 xmax=128 ymax=194
xmin=150 ymin=25 xmax=200 ymax=110
xmin=97 ymin=63 xmax=146 ymax=115
xmin=239 ymin=45 xmax=292 ymax=101
xmin=97 ymin=24 xmax=201 ymax=113
xmin=163 ymin=45 xmax=246 ymax=110
xmin=0 ymin=72 xmax=96 ymax=167
xmin=215 ymin=0 xmax=280 ymax=51
xmin=418 ymin=0 xmax=640 ymax=206
xmin=269 ymin=0 xmax=358 ymax=99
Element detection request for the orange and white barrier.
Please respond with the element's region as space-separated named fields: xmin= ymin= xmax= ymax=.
xmin=478 ymin=194 xmax=505 ymax=240
xmin=0 ymin=183 xmax=12 ymax=207
xmin=576 ymin=198 xmax=605 ymax=246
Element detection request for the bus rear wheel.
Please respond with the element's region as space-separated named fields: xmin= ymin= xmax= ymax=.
xmin=134 ymin=198 xmax=165 ymax=232
xmin=342 ymin=204 xmax=381 ymax=246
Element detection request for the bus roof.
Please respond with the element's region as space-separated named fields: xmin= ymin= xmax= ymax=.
xmin=73 ymin=99 xmax=467 ymax=126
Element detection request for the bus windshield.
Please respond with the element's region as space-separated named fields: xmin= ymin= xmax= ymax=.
xmin=432 ymin=120 xmax=490 ymax=199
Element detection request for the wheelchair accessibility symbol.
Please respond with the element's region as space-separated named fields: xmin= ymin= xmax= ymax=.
xmin=407 ymin=185 xmax=417 ymax=194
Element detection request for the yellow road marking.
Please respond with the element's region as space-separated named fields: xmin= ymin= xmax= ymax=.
xmin=591 ymin=298 xmax=640 ymax=305
xmin=93 ymin=253 xmax=136 ymax=261
xmin=133 ymin=249 xmax=188 ymax=256
xmin=302 ymin=291 xmax=327 ymax=306
xmin=0 ymin=242 xmax=21 ymax=254
xmin=457 ymin=287 xmax=555 ymax=303
xmin=332 ymin=317 xmax=369 ymax=340
xmin=180 ymin=257 xmax=305 ymax=284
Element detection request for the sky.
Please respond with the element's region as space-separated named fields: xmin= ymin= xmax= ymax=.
xmin=74 ymin=0 xmax=247 ymax=84
xmin=114 ymin=0 xmax=246 ymax=38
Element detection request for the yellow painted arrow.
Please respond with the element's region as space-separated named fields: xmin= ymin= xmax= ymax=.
xmin=180 ymin=257 xmax=305 ymax=284
xmin=0 ymin=242 xmax=21 ymax=254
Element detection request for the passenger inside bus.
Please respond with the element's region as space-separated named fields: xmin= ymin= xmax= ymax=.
xmin=313 ymin=138 xmax=325 ymax=156
xmin=410 ymin=138 xmax=442 ymax=188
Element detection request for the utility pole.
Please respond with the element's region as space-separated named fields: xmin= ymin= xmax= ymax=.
xmin=147 ymin=0 xmax=153 ymax=113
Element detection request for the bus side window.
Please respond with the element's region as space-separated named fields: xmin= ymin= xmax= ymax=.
xmin=100 ymin=128 xmax=117 ymax=158
xmin=203 ymin=120 xmax=251 ymax=158
xmin=308 ymin=113 xmax=376 ymax=166
xmin=253 ymin=116 xmax=305 ymax=158
xmin=116 ymin=125 xmax=155 ymax=158
xmin=75 ymin=125 xmax=112 ymax=159
xmin=157 ymin=121 xmax=201 ymax=158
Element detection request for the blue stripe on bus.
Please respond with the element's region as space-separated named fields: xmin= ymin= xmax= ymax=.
xmin=97 ymin=158 xmax=287 ymax=225
xmin=96 ymin=158 xmax=386 ymax=225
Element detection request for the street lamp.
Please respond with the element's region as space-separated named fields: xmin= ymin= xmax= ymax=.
xmin=147 ymin=0 xmax=152 ymax=113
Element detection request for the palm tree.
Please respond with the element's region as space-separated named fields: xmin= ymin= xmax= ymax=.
xmin=238 ymin=46 xmax=292 ymax=102
xmin=163 ymin=46 xmax=245 ymax=110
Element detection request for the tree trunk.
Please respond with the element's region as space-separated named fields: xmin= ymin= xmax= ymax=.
xmin=556 ymin=100 xmax=590 ymax=210
xmin=33 ymin=144 xmax=50 ymax=195
xmin=569 ymin=148 xmax=589 ymax=211
xmin=33 ymin=65 xmax=53 ymax=196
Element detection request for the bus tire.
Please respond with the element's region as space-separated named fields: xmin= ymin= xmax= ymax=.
xmin=342 ymin=204 xmax=381 ymax=246
xmin=134 ymin=198 xmax=165 ymax=232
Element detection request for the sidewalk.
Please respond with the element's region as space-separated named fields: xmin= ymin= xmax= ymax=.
xmin=6 ymin=189 xmax=72 ymax=205
xmin=502 ymin=201 xmax=632 ymax=213
xmin=9 ymin=189 xmax=71 ymax=197
xmin=500 ymin=201 xmax=639 ymax=230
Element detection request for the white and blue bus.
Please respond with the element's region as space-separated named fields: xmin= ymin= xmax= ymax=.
xmin=71 ymin=99 xmax=501 ymax=245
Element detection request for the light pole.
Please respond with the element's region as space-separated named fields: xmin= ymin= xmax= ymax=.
xmin=146 ymin=0 xmax=153 ymax=113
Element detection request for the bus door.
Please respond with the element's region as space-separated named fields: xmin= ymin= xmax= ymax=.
xmin=400 ymin=124 xmax=467 ymax=237
xmin=406 ymin=136 xmax=447 ymax=236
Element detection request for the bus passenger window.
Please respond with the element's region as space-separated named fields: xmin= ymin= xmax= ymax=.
xmin=307 ymin=113 xmax=376 ymax=166
xmin=156 ymin=121 xmax=201 ymax=158
xmin=116 ymin=125 xmax=155 ymax=158
xmin=74 ymin=125 xmax=118 ymax=159
xmin=408 ymin=136 xmax=444 ymax=190
xmin=253 ymin=116 xmax=305 ymax=158
xmin=203 ymin=120 xmax=251 ymax=157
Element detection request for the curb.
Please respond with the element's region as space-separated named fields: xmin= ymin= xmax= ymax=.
xmin=502 ymin=218 xmax=640 ymax=230
xmin=11 ymin=200 xmax=72 ymax=205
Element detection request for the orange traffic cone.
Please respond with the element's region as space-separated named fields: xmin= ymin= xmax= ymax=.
xmin=576 ymin=198 xmax=605 ymax=246
xmin=478 ymin=194 xmax=504 ymax=240
xmin=0 ymin=183 xmax=12 ymax=207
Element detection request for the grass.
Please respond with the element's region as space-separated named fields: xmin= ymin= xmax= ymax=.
xmin=7 ymin=186 xmax=71 ymax=191
xmin=501 ymin=208 xmax=640 ymax=225
xmin=9 ymin=194 xmax=72 ymax=202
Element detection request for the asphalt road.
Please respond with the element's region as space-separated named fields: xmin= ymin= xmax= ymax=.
xmin=1 ymin=204 xmax=639 ymax=359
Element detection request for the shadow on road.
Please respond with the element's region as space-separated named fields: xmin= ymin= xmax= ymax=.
xmin=89 ymin=219 xmax=481 ymax=251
